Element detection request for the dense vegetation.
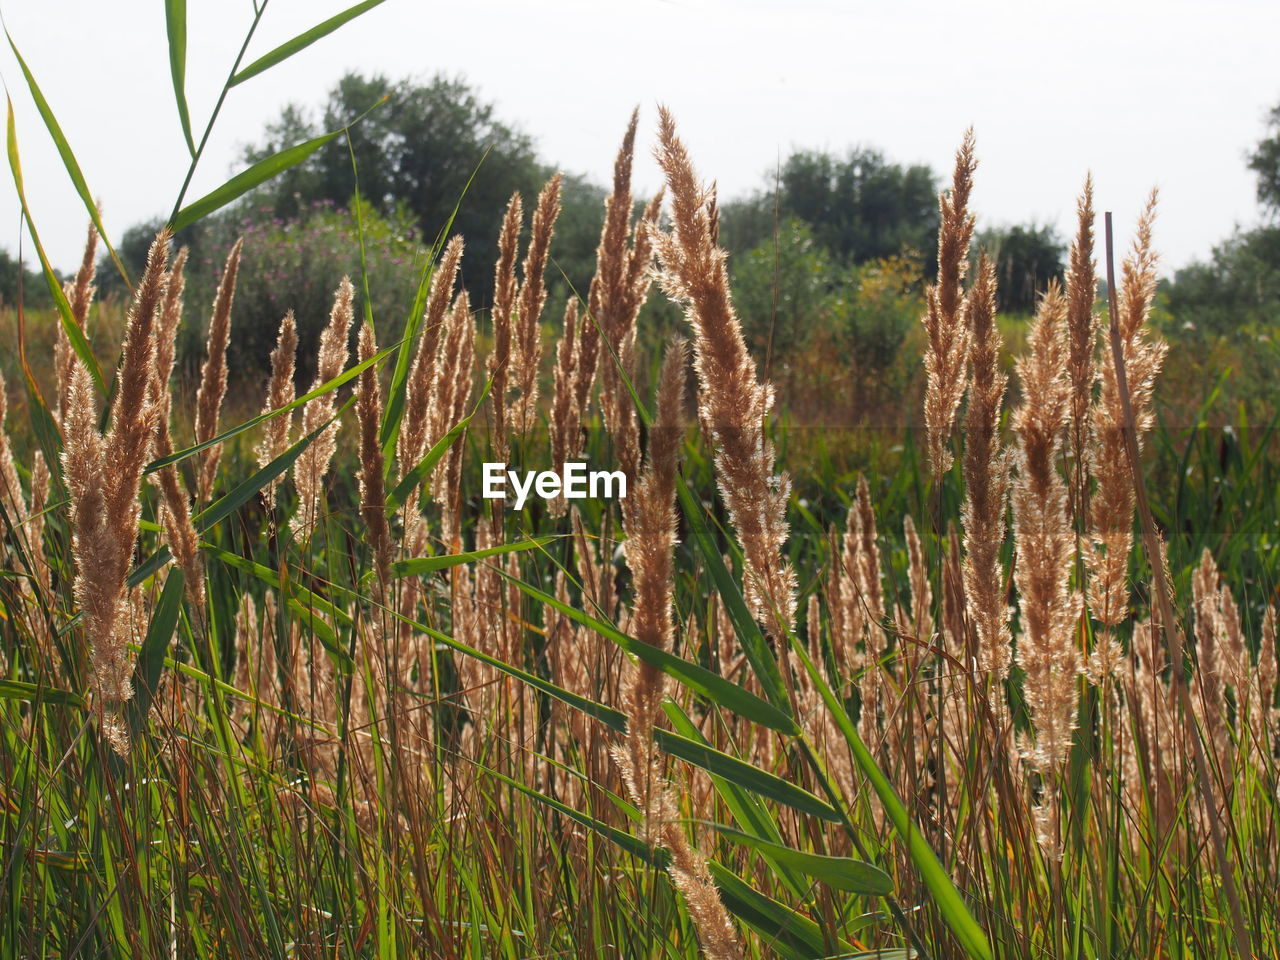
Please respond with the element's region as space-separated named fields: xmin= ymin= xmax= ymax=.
xmin=1 ymin=6 xmax=1278 ymax=960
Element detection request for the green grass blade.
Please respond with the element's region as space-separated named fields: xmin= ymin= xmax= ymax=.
xmin=661 ymin=698 xmax=817 ymax=898
xmin=146 ymin=340 xmax=398 ymax=474
xmin=6 ymin=35 xmax=131 ymax=287
xmin=789 ymin=631 xmax=994 ymax=960
xmin=390 ymin=537 xmax=555 ymax=579
xmin=230 ymin=0 xmax=390 ymax=87
xmin=706 ymin=860 xmax=842 ymax=959
xmin=0 ymin=680 xmax=84 ymax=708
xmin=164 ymin=0 xmax=195 ymax=155
xmin=126 ymin=567 xmax=185 ymax=736
xmin=384 ymin=378 xmax=492 ymax=512
xmin=677 ymin=476 xmax=792 ymax=712
xmin=712 ymin=826 xmax=893 ymax=896
xmin=653 ymin=725 xmax=839 ymax=823
xmin=170 ymin=129 xmax=342 ymax=231
xmin=5 ymin=99 xmax=105 ymax=394
xmin=191 ymin=397 xmax=353 ymax=530
xmin=379 ymin=157 xmax=483 ymax=462
xmin=502 ymin=571 xmax=801 ymax=736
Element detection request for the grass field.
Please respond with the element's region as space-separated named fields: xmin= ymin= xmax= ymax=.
xmin=2 ymin=8 xmax=1279 ymax=959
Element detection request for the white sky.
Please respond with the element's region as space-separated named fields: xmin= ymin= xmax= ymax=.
xmin=1 ymin=0 xmax=1277 ymax=274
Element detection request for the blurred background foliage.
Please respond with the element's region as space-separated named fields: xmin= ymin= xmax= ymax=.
xmin=6 ymin=69 xmax=1280 ymax=461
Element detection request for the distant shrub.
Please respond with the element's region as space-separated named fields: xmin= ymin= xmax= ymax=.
xmin=180 ymin=198 xmax=425 ymax=383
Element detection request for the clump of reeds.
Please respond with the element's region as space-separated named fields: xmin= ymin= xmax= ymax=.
xmin=653 ymin=106 xmax=796 ymax=639
xmin=63 ymin=230 xmax=170 ymax=753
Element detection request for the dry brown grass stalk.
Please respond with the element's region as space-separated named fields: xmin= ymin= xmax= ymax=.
xmin=653 ymin=106 xmax=796 ymax=639
xmin=430 ymin=292 xmax=475 ymax=551
xmin=548 ymin=298 xmax=580 ymax=518
xmin=255 ymin=311 xmax=299 ymax=509
xmin=193 ymin=238 xmax=244 ymax=501
xmin=399 ymin=235 xmax=464 ymax=474
xmin=923 ymin=130 xmax=977 ymax=478
xmin=1065 ymin=176 xmax=1097 ymax=519
xmin=512 ymin=174 xmax=563 ymax=433
xmin=149 ymin=248 xmax=204 ymax=609
xmin=291 ymin=279 xmax=355 ymax=541
xmin=0 ymin=371 xmax=27 ymax=543
xmin=65 ymin=229 xmax=170 ymax=754
xmin=1085 ymin=193 xmax=1165 ymax=677
xmin=356 ymin=321 xmax=393 ymax=598
xmin=588 ymin=110 xmax=662 ymax=485
xmin=56 ymin=220 xmax=99 ymax=430
xmin=487 ymin=193 xmax=523 ymax=458
xmin=961 ymin=252 xmax=1012 ymax=680
xmin=1011 ymin=284 xmax=1082 ymax=782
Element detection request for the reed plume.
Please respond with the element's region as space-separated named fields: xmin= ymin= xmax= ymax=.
xmin=961 ymin=253 xmax=1012 ymax=680
xmin=1191 ymin=549 xmax=1230 ymax=761
xmin=56 ymin=220 xmax=99 ymax=430
xmin=291 ymin=279 xmax=355 ymax=540
xmin=653 ymin=106 xmax=796 ymax=638
xmin=612 ymin=338 xmax=742 ymax=960
xmin=1065 ymin=176 xmax=1097 ymax=518
xmin=923 ymin=130 xmax=977 ymax=478
xmin=614 ymin=338 xmax=687 ymax=833
xmin=512 ymin=174 xmax=563 ymax=433
xmin=548 ymin=298 xmax=580 ymax=518
xmin=64 ymin=229 xmax=170 ymax=754
xmin=588 ymin=110 xmax=662 ymax=484
xmin=399 ymin=235 xmax=464 ymax=474
xmin=193 ymin=238 xmax=244 ymax=501
xmin=1085 ymin=192 xmax=1165 ymax=678
xmin=430 ymin=292 xmax=476 ymax=551
xmin=149 ymin=248 xmax=204 ymax=608
xmin=488 ymin=194 xmax=522 ymax=458
xmin=0 ymin=371 xmax=27 ymax=543
xmin=355 ymin=321 xmax=393 ymax=597
xmin=1011 ymin=284 xmax=1081 ymax=778
xmin=255 ymin=311 xmax=298 ymax=509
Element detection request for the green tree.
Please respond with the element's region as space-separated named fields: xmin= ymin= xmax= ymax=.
xmin=723 ymin=148 xmax=938 ymax=268
xmin=977 ymin=223 xmax=1065 ymax=315
xmin=1166 ymin=101 xmax=1280 ymax=337
xmin=247 ymin=73 xmax=545 ymax=253
xmin=1248 ymin=102 xmax=1280 ymax=214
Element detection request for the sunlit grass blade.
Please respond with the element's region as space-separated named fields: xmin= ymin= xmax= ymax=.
xmin=502 ymin=570 xmax=801 ymax=736
xmin=677 ymin=477 xmax=792 ymax=712
xmin=711 ymin=826 xmax=893 ymax=896
xmin=146 ymin=340 xmax=399 ymax=474
xmin=230 ymin=0 xmax=390 ymax=87
xmin=0 ymin=680 xmax=84 ymax=708
xmin=385 ymin=378 xmax=492 ymax=512
xmin=789 ymin=628 xmax=994 ymax=960
xmin=170 ymin=129 xmax=343 ymax=231
xmin=191 ymin=396 xmax=354 ymax=530
xmin=6 ymin=35 xmax=131 ymax=287
xmin=661 ymin=698 xmax=817 ymax=898
xmin=707 ymin=860 xmax=849 ymax=960
xmin=126 ymin=568 xmax=185 ymax=736
xmin=164 ymin=0 xmax=195 ymax=155
xmin=5 ymin=98 xmax=105 ymax=393
xmin=390 ymin=537 xmax=555 ymax=579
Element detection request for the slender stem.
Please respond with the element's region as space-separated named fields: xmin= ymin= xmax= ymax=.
xmin=167 ymin=0 xmax=271 ymax=225
xmin=1102 ymin=211 xmax=1253 ymax=958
